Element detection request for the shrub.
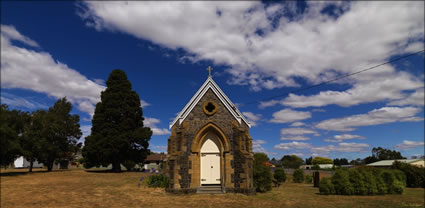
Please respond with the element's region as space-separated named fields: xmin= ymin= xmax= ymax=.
xmin=380 ymin=170 xmax=404 ymax=194
xmin=375 ymin=173 xmax=388 ymax=194
xmin=392 ymin=161 xmax=425 ymax=188
xmin=392 ymin=169 xmax=406 ymax=186
xmin=147 ymin=174 xmax=169 ymax=188
xmin=293 ymin=169 xmax=304 ymax=183
xmin=274 ymin=167 xmax=286 ymax=186
xmin=319 ymin=177 xmax=334 ymax=195
xmin=361 ymin=169 xmax=378 ymax=195
xmin=349 ymin=169 xmax=367 ymax=195
xmin=332 ymin=169 xmax=353 ymax=195
xmin=254 ymin=153 xmax=272 ymax=192
xmin=318 ymin=167 xmax=405 ymax=195
xmin=305 ymin=174 xmax=313 ymax=183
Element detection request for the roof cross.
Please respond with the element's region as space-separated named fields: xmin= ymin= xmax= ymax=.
xmin=207 ymin=66 xmax=213 ymax=77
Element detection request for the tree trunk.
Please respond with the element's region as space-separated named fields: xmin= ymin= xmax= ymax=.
xmin=47 ymin=162 xmax=53 ymax=172
xmin=29 ymin=159 xmax=33 ymax=172
xmin=112 ymin=161 xmax=121 ymax=172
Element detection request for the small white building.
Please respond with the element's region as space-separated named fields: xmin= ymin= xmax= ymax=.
xmin=14 ymin=156 xmax=43 ymax=168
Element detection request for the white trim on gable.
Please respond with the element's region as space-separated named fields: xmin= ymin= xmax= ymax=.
xmin=170 ymin=76 xmax=251 ymax=129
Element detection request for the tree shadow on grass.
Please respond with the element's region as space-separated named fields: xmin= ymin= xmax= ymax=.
xmin=84 ymin=169 xmax=121 ymax=173
xmin=1 ymin=169 xmax=72 ymax=177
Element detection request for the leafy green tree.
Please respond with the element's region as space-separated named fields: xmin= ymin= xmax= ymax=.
xmin=280 ymin=155 xmax=303 ymax=169
xmin=83 ymin=69 xmax=152 ymax=172
xmin=333 ymin=158 xmax=349 ymax=166
xmin=392 ymin=161 xmax=424 ymax=188
xmin=312 ymin=156 xmax=333 ymax=165
xmin=21 ymin=110 xmax=46 ymax=172
xmin=253 ymin=153 xmax=272 ymax=192
xmin=38 ymin=98 xmax=82 ymax=171
xmin=273 ymin=167 xmax=286 ymax=186
xmin=293 ymin=169 xmax=304 ymax=183
xmin=372 ymin=147 xmax=405 ymax=160
xmin=0 ymin=105 xmax=27 ymax=167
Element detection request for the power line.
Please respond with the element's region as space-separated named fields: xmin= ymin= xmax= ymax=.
xmin=244 ymin=49 xmax=425 ymax=106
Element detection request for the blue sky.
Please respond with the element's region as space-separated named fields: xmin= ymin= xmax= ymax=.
xmin=1 ymin=1 xmax=424 ymax=160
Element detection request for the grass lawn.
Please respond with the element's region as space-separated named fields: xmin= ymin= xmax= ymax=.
xmin=1 ymin=169 xmax=424 ymax=208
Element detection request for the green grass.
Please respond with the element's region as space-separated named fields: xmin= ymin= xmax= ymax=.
xmin=1 ymin=169 xmax=423 ymax=208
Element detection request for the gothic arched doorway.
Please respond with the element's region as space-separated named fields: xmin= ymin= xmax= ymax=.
xmin=200 ymin=137 xmax=221 ymax=185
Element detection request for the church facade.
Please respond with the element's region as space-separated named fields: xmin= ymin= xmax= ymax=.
xmin=165 ymin=70 xmax=255 ymax=194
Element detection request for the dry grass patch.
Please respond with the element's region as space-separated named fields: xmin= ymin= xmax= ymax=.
xmin=1 ymin=169 xmax=424 ymax=208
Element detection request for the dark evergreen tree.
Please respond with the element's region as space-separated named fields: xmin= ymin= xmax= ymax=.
xmin=0 ymin=105 xmax=27 ymax=167
xmin=38 ymin=98 xmax=82 ymax=171
xmin=21 ymin=110 xmax=46 ymax=172
xmin=83 ymin=69 xmax=152 ymax=172
xmin=305 ymin=156 xmax=313 ymax=165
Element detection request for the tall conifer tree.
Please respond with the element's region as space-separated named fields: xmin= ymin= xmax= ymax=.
xmin=83 ymin=69 xmax=152 ymax=171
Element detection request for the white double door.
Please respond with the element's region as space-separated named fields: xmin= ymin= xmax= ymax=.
xmin=201 ymin=153 xmax=220 ymax=185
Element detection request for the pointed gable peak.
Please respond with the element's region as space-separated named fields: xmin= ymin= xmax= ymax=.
xmin=170 ymin=75 xmax=251 ymax=129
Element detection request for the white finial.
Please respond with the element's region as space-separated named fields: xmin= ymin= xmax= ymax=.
xmin=207 ymin=66 xmax=213 ymax=77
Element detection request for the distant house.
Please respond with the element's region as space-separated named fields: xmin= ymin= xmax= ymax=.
xmin=14 ymin=156 xmax=43 ymax=168
xmin=367 ymin=159 xmax=425 ymax=168
xmin=300 ymin=165 xmax=313 ymax=170
xmin=143 ymin=153 xmax=167 ymax=172
xmin=300 ymin=164 xmax=334 ymax=169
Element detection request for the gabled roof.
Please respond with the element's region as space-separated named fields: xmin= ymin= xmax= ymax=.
xmin=366 ymin=159 xmax=424 ymax=166
xmin=170 ymin=76 xmax=251 ymax=129
xmin=145 ymin=153 xmax=167 ymax=162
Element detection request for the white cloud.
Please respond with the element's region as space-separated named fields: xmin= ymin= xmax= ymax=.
xmin=281 ymin=127 xmax=318 ymax=135
xmin=274 ymin=141 xmax=312 ymax=150
xmin=144 ymin=117 xmax=171 ymax=135
xmin=151 ymin=145 xmax=168 ymax=153
xmin=281 ymin=136 xmax=310 ymax=141
xmin=280 ymin=68 xmax=424 ymax=108
xmin=395 ymin=140 xmax=425 ymax=150
xmin=1 ymin=25 xmax=105 ymax=116
xmin=270 ymin=109 xmax=311 ymax=123
xmin=140 ymin=99 xmax=151 ymax=108
xmin=290 ymin=152 xmax=305 ymax=157
xmin=387 ymin=88 xmax=425 ymax=107
xmin=1 ymin=25 xmax=39 ymax=47
xmin=78 ymin=1 xmax=424 ymax=102
xmin=311 ymin=142 xmax=370 ymax=154
xmin=81 ymin=125 xmax=91 ymax=139
xmin=316 ymin=107 xmax=423 ymax=131
xmin=242 ymin=112 xmax=262 ymax=126
xmin=1 ymin=93 xmax=48 ymax=109
xmin=324 ymin=134 xmax=365 ymax=142
xmin=259 ymin=100 xmax=279 ymax=109
xmin=290 ymin=121 xmax=306 ymax=127
xmin=252 ymin=139 xmax=277 ymax=155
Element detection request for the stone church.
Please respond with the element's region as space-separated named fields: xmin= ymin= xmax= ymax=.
xmin=165 ymin=67 xmax=255 ymax=194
